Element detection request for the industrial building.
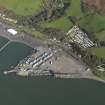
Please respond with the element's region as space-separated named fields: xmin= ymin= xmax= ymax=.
xmin=67 ymin=26 xmax=94 ymax=48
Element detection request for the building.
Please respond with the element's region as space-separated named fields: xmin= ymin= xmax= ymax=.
xmin=67 ymin=26 xmax=94 ymax=48
xmin=7 ymin=29 xmax=17 ymax=36
xmin=96 ymin=64 xmax=105 ymax=72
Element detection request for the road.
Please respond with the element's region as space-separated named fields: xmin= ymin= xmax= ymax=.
xmin=0 ymin=22 xmax=47 ymax=49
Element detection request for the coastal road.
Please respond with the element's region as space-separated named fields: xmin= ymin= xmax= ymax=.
xmin=0 ymin=22 xmax=48 ymax=49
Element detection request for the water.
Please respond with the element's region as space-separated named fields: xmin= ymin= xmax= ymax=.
xmin=0 ymin=37 xmax=105 ymax=105
xmin=0 ymin=76 xmax=105 ymax=105
xmin=0 ymin=36 xmax=9 ymax=48
xmin=0 ymin=42 xmax=33 ymax=71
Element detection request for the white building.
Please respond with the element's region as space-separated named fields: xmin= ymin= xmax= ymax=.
xmin=67 ymin=26 xmax=94 ymax=48
xmin=7 ymin=29 xmax=17 ymax=36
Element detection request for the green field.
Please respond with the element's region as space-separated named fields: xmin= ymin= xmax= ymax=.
xmin=90 ymin=48 xmax=105 ymax=58
xmin=40 ymin=0 xmax=84 ymax=31
xmin=40 ymin=16 xmax=73 ymax=32
xmin=66 ymin=0 xmax=84 ymax=19
xmin=40 ymin=0 xmax=105 ymax=35
xmin=0 ymin=0 xmax=105 ymax=34
xmin=1 ymin=0 xmax=105 ymax=67
xmin=76 ymin=7 xmax=105 ymax=43
xmin=0 ymin=0 xmax=42 ymax=16
xmin=96 ymin=31 xmax=105 ymax=41
xmin=78 ymin=12 xmax=105 ymax=33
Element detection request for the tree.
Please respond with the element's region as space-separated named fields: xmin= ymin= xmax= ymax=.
xmin=41 ymin=0 xmax=64 ymax=18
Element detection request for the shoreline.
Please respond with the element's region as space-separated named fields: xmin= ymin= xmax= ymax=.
xmin=5 ymin=67 xmax=105 ymax=84
xmin=0 ymin=21 xmax=105 ymax=84
xmin=0 ymin=22 xmax=47 ymax=49
xmin=54 ymin=74 xmax=105 ymax=83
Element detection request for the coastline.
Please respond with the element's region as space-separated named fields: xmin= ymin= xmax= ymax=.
xmin=0 ymin=22 xmax=47 ymax=49
xmin=54 ymin=73 xmax=105 ymax=83
xmin=0 ymin=20 xmax=104 ymax=84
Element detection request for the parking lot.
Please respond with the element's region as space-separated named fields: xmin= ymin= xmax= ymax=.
xmin=41 ymin=50 xmax=85 ymax=74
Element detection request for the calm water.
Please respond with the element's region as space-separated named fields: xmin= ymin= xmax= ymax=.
xmin=0 ymin=37 xmax=105 ymax=105
xmin=0 ymin=42 xmax=33 ymax=71
xmin=0 ymin=76 xmax=105 ymax=105
xmin=0 ymin=36 xmax=9 ymax=48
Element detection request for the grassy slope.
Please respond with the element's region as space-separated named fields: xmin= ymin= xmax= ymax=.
xmin=0 ymin=0 xmax=105 ymax=34
xmin=90 ymin=48 xmax=105 ymax=58
xmin=40 ymin=16 xmax=73 ymax=32
xmin=0 ymin=0 xmax=42 ymax=16
xmin=1 ymin=0 xmax=105 ymax=58
xmin=40 ymin=0 xmax=84 ymax=32
xmin=22 ymin=26 xmax=45 ymax=40
xmin=66 ymin=0 xmax=84 ymax=18
xmin=96 ymin=30 xmax=105 ymax=41
xmin=78 ymin=12 xmax=105 ymax=33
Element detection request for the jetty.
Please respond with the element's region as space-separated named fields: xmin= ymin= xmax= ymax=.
xmin=3 ymin=70 xmax=16 ymax=75
xmin=0 ymin=41 xmax=11 ymax=52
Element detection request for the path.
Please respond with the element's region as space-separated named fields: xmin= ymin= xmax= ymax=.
xmin=0 ymin=22 xmax=48 ymax=49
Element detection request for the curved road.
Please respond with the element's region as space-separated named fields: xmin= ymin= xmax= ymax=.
xmin=0 ymin=22 xmax=47 ymax=49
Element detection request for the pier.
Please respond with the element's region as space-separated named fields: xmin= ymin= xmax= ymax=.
xmin=0 ymin=41 xmax=11 ymax=52
xmin=3 ymin=70 xmax=16 ymax=75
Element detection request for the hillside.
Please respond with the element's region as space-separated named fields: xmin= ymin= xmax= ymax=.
xmin=0 ymin=0 xmax=105 ymax=60
xmin=85 ymin=0 xmax=105 ymax=15
xmin=0 ymin=0 xmax=42 ymax=16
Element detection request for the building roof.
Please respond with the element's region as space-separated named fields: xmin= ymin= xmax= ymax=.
xmin=7 ymin=29 xmax=17 ymax=35
xmin=67 ymin=26 xmax=94 ymax=48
